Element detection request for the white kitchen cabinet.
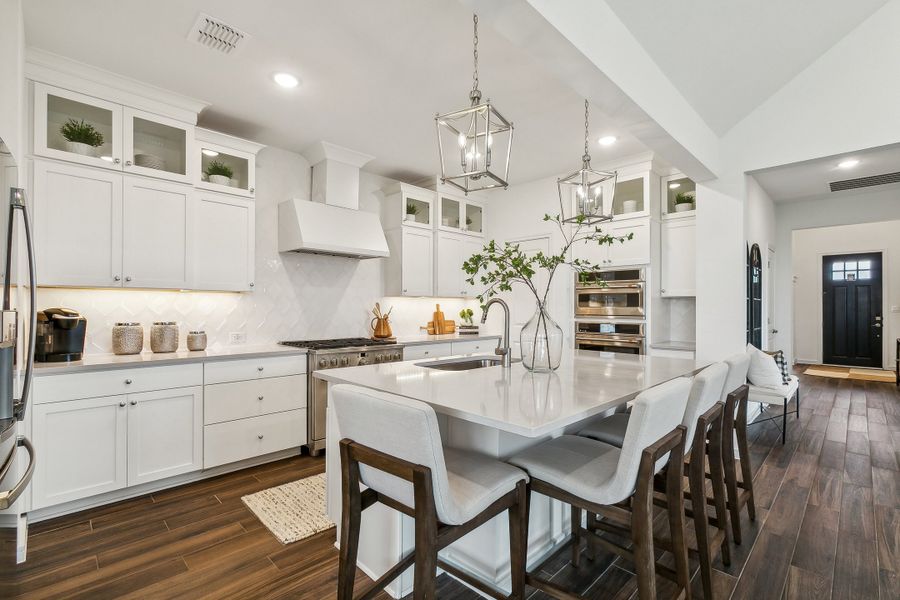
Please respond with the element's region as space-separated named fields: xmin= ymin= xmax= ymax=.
xmin=451 ymin=338 xmax=496 ymax=355
xmin=403 ymin=343 xmax=453 ymax=360
xmin=204 ymin=409 xmax=306 ymax=469
xmin=438 ymin=192 xmax=485 ymax=235
xmin=204 ymin=375 xmax=307 ymax=425
xmin=32 ymin=395 xmax=128 ymax=509
xmin=193 ymin=192 xmax=255 ymax=291
xmin=385 ymin=226 xmax=434 ymax=297
xmin=33 ymin=160 xmax=123 ymax=287
xmin=382 ymin=183 xmax=434 ymax=230
xmin=124 ymin=107 xmax=193 ymax=184
xmin=126 ymin=386 xmax=203 ymax=486
xmin=122 ymin=176 xmax=192 ymax=289
xmin=660 ymin=216 xmax=696 ymax=297
xmin=194 ymin=128 xmax=263 ymax=198
xmin=572 ymin=216 xmax=651 ymax=268
xmin=436 ymin=232 xmax=483 ymax=297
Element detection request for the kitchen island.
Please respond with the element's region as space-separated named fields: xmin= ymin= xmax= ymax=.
xmin=317 ymin=350 xmax=704 ymax=598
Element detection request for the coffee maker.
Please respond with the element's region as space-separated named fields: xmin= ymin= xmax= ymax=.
xmin=35 ymin=308 xmax=86 ymax=362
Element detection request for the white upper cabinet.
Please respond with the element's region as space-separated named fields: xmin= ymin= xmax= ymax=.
xmin=124 ymin=108 xmax=193 ymax=184
xmin=571 ymin=218 xmax=651 ymax=268
xmin=661 ymin=172 xmax=696 ymax=218
xmin=384 ymin=226 xmax=433 ymax=297
xmin=194 ymin=128 xmax=264 ymax=198
xmin=193 ymin=192 xmax=255 ymax=291
xmin=438 ymin=192 xmax=485 ymax=236
xmin=661 ymin=216 xmax=696 ymax=297
xmin=33 ymin=160 xmax=123 ymax=287
xmin=122 ymin=176 xmax=193 ymax=289
xmin=436 ymin=231 xmax=481 ymax=297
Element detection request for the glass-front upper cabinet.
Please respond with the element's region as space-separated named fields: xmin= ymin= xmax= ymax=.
xmin=464 ymin=202 xmax=483 ymax=234
xmin=661 ymin=172 xmax=696 ymax=216
xmin=34 ymin=83 xmax=123 ymax=170
xmin=194 ymin=129 xmax=263 ymax=198
xmin=401 ymin=186 xmax=433 ymax=228
xmin=124 ymin=108 xmax=193 ymax=183
xmin=611 ymin=174 xmax=646 ymax=218
xmin=438 ymin=192 xmax=484 ymax=236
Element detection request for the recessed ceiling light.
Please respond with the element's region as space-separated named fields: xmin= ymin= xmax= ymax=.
xmin=668 ymin=183 xmax=680 ymax=189
xmin=838 ymin=159 xmax=859 ymax=169
xmin=273 ymin=72 xmax=299 ymax=88
xmin=201 ymin=149 xmax=219 ymax=157
xmin=598 ymin=135 xmax=617 ymax=146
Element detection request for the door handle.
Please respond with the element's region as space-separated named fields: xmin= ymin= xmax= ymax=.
xmin=873 ymin=323 xmax=882 ymax=328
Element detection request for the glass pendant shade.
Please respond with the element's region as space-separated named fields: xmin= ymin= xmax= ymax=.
xmin=436 ymin=100 xmax=513 ymax=194
xmin=557 ymin=160 xmax=616 ymax=225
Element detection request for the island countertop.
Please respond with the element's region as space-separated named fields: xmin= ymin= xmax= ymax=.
xmin=315 ymin=350 xmax=706 ymax=437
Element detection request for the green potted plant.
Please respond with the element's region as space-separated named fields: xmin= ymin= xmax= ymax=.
xmin=205 ymin=160 xmax=234 ymax=186
xmin=674 ymin=191 xmax=695 ymax=212
xmin=405 ymin=202 xmax=419 ymax=223
xmin=60 ymin=118 xmax=104 ymax=156
xmin=459 ymin=308 xmax=475 ymax=329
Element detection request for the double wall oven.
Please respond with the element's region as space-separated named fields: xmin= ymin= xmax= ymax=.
xmin=575 ymin=268 xmax=646 ymax=355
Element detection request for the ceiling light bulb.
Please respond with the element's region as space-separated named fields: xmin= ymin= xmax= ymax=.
xmin=838 ymin=159 xmax=859 ymax=169
xmin=669 ymin=182 xmax=680 ymax=189
xmin=201 ymin=149 xmax=219 ymax=157
xmin=598 ymin=135 xmax=617 ymax=146
xmin=273 ymin=72 xmax=299 ymax=88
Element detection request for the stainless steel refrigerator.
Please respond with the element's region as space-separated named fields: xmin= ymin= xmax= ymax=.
xmin=0 ymin=137 xmax=37 ymax=568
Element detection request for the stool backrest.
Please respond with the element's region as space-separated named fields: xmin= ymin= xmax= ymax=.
xmin=682 ymin=362 xmax=728 ymax=447
xmin=331 ymin=384 xmax=455 ymax=523
xmin=722 ymin=353 xmax=751 ymax=403
xmin=611 ymin=377 xmax=692 ymax=499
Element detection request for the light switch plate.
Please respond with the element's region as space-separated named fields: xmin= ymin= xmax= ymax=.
xmin=891 ymin=305 xmax=900 ymax=313
xmin=228 ymin=332 xmax=247 ymax=344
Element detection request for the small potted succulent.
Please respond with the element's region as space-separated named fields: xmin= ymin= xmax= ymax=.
xmin=405 ymin=202 xmax=419 ymax=223
xmin=205 ymin=160 xmax=234 ymax=186
xmin=674 ymin=191 xmax=695 ymax=212
xmin=60 ymin=118 xmax=104 ymax=156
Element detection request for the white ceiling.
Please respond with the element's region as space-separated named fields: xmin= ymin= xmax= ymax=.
xmin=751 ymin=144 xmax=900 ymax=202
xmin=23 ymin=0 xmax=647 ymax=184
xmin=605 ymin=0 xmax=890 ymax=135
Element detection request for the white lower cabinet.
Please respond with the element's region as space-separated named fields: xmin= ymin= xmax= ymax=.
xmin=126 ymin=386 xmax=203 ymax=486
xmin=403 ymin=343 xmax=453 ymax=360
xmin=32 ymin=395 xmax=128 ymax=509
xmin=450 ymin=339 xmax=496 ymax=355
xmin=204 ymin=409 xmax=306 ymax=469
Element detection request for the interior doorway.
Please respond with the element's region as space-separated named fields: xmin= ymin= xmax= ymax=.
xmin=822 ymin=252 xmax=883 ymax=368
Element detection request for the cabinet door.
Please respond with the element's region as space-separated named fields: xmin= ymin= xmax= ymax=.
xmin=403 ymin=343 xmax=453 ymax=360
xmin=32 ymin=396 xmax=127 ymax=509
xmin=438 ymin=194 xmax=463 ymax=232
xmin=608 ymin=219 xmax=650 ymax=267
xmin=33 ymin=83 xmax=123 ymax=171
xmin=124 ymin=107 xmax=194 ymax=184
xmin=463 ymin=200 xmax=484 ymax=235
xmin=127 ymin=386 xmax=203 ymax=486
xmin=33 ymin=160 xmax=124 ymax=287
xmin=122 ymin=176 xmax=193 ymax=288
xmin=195 ymin=142 xmax=255 ymax=197
xmin=461 ymin=237 xmax=483 ymax=297
xmin=193 ymin=193 xmax=255 ymax=291
xmin=436 ymin=232 xmax=464 ymax=297
xmin=401 ymin=228 xmax=433 ymax=296
xmin=661 ymin=218 xmax=696 ymax=297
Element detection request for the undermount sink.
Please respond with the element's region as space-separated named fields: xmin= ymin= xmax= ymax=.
xmin=417 ymin=356 xmax=503 ymax=371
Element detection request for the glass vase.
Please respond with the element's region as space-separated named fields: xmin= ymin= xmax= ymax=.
xmin=520 ymin=302 xmax=563 ymax=372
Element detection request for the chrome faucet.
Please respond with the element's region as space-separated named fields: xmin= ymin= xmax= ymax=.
xmin=481 ymin=298 xmax=511 ymax=368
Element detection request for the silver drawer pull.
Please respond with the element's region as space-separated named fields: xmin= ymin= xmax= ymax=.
xmin=257 ymin=366 xmax=264 ymax=372
xmin=125 ymin=379 xmax=133 ymax=385
xmin=119 ymin=401 xmax=126 ymax=407
xmin=257 ymin=395 xmax=264 ymax=401
xmin=257 ymin=434 xmax=264 ymax=440
xmin=130 ymin=400 xmax=137 ymax=406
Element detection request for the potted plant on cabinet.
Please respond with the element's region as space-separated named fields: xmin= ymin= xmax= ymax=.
xmin=405 ymin=202 xmax=419 ymax=223
xmin=60 ymin=119 xmax=104 ymax=156
xmin=674 ymin=191 xmax=695 ymax=212
xmin=205 ymin=160 xmax=234 ymax=186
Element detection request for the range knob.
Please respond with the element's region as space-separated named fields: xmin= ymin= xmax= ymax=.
xmin=341 ymin=356 xmax=349 ymax=366
xmin=358 ymin=357 xmax=367 ymax=365
xmin=375 ymin=355 xmax=383 ymax=363
xmin=318 ymin=359 xmax=327 ymax=368
xmin=330 ymin=358 xmax=338 ymax=367
xmin=394 ymin=353 xmax=401 ymax=361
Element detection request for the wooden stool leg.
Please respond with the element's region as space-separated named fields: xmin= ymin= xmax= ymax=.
xmin=708 ymin=420 xmax=731 ymax=567
xmin=413 ymin=471 xmax=437 ymax=599
xmin=571 ymin=505 xmax=582 ymax=567
xmin=631 ymin=483 xmax=657 ymax=600
xmin=689 ymin=450 xmax=713 ymax=600
xmin=508 ymin=480 xmax=528 ymax=599
xmin=338 ymin=444 xmax=362 ymax=600
xmin=735 ymin=394 xmax=757 ymax=522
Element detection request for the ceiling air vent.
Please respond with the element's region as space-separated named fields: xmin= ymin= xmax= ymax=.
xmin=188 ymin=13 xmax=247 ymax=55
xmin=830 ymin=171 xmax=900 ymax=192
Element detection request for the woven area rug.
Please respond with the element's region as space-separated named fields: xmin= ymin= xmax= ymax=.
xmin=804 ymin=365 xmax=896 ymax=383
xmin=242 ymin=472 xmax=334 ymax=544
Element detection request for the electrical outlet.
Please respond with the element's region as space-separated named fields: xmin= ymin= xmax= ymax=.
xmin=891 ymin=305 xmax=900 ymax=313
xmin=228 ymin=332 xmax=247 ymax=345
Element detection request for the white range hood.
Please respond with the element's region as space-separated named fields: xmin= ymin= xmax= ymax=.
xmin=278 ymin=142 xmax=389 ymax=259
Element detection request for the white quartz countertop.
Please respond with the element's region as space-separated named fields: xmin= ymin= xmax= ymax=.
xmin=34 ymin=344 xmax=307 ymax=376
xmin=393 ymin=332 xmax=500 ymax=346
xmin=315 ymin=350 xmax=706 ymax=437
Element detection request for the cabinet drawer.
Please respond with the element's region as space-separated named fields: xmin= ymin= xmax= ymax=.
xmin=33 ymin=364 xmax=203 ymax=404
xmin=203 ymin=409 xmax=306 ymax=468
xmin=648 ymin=348 xmax=695 ymax=360
xmin=204 ymin=375 xmax=307 ymax=425
xmin=451 ymin=339 xmax=496 ymax=355
xmin=402 ymin=343 xmax=452 ymax=361
xmin=204 ymin=355 xmax=307 ymax=384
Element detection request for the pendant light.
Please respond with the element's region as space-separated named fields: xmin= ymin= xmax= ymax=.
xmin=435 ymin=14 xmax=513 ymax=194
xmin=557 ymin=100 xmax=616 ymax=224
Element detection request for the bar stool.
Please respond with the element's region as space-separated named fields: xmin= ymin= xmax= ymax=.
xmin=331 ymin=384 xmax=529 ymax=600
xmin=580 ymin=364 xmax=731 ymax=600
xmin=719 ymin=352 xmax=756 ymax=544
xmin=509 ymin=377 xmax=693 ymax=600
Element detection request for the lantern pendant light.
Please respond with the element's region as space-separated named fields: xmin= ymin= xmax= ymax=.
xmin=557 ymin=100 xmax=616 ymax=225
xmin=435 ymin=14 xmax=513 ymax=194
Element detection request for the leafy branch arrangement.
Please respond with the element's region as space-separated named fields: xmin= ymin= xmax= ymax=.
xmin=60 ymin=119 xmax=104 ymax=147
xmin=462 ymin=213 xmax=633 ymax=308
xmin=205 ymin=160 xmax=234 ymax=179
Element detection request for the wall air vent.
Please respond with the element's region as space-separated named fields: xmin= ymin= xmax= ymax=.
xmin=188 ymin=13 xmax=247 ymax=55
xmin=830 ymin=171 xmax=900 ymax=192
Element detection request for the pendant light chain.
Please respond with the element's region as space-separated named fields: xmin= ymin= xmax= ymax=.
xmin=583 ymin=99 xmax=591 ymax=162
xmin=470 ymin=14 xmax=481 ymax=103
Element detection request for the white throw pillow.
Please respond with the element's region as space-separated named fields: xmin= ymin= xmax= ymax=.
xmin=746 ymin=344 xmax=784 ymax=389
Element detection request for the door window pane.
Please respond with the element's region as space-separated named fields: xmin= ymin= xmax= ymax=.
xmin=831 ymin=262 xmax=844 ymax=271
xmin=844 ymin=261 xmax=857 ymax=271
xmin=858 ymin=260 xmax=871 ymax=269
xmin=858 ymin=270 xmax=872 ymax=280
xmin=832 ymin=272 xmax=845 ymax=281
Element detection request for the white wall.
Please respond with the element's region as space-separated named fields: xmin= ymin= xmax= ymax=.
xmin=0 ymin=0 xmax=25 ymax=163
xmin=773 ymin=185 xmax=900 ymax=364
xmin=37 ymin=146 xmax=480 ymax=354
xmin=791 ymin=220 xmax=899 ymax=369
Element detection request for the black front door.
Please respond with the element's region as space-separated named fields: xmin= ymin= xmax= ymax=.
xmin=822 ymin=252 xmax=883 ymax=367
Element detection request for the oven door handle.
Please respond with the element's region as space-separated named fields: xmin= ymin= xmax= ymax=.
xmin=0 ymin=436 xmax=35 ymax=510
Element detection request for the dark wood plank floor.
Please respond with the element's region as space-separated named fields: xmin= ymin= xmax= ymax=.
xmin=1 ymin=370 xmax=897 ymax=599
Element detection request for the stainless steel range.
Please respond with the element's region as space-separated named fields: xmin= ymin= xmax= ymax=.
xmin=279 ymin=338 xmax=404 ymax=455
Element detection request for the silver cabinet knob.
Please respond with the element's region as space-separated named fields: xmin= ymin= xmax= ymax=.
xmin=661 ymin=289 xmax=666 ymax=294
xmin=125 ymin=276 xmax=132 ymax=282
xmin=125 ymin=379 xmax=133 ymax=385
xmin=257 ymin=395 xmax=264 ymax=401
xmin=125 ymin=160 xmax=133 ymax=167
xmin=130 ymin=400 xmax=137 ymax=406
xmin=257 ymin=366 xmax=264 ymax=372
xmin=257 ymin=434 xmax=264 ymax=440
xmin=403 ymin=289 xmax=408 ymax=293
xmin=114 ymin=275 xmax=121 ymax=282
xmin=113 ymin=158 xmax=121 ymax=164
xmin=119 ymin=401 xmax=126 ymax=407
xmin=249 ymin=187 xmax=255 ymax=193
xmin=249 ymin=282 xmax=254 ymax=287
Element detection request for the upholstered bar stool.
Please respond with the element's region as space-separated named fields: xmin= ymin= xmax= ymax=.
xmin=331 ymin=384 xmax=529 ymax=600
xmin=719 ymin=352 xmax=756 ymax=545
xmin=509 ymin=378 xmax=693 ymax=600
xmin=577 ymin=364 xmax=731 ymax=600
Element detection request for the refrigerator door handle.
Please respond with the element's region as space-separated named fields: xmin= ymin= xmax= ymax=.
xmin=7 ymin=189 xmax=36 ymax=420
xmin=0 ymin=436 xmax=35 ymax=510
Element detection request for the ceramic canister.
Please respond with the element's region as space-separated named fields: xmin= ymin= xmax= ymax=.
xmin=150 ymin=322 xmax=179 ymax=353
xmin=112 ymin=322 xmax=144 ymax=355
xmin=187 ymin=331 xmax=207 ymax=351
